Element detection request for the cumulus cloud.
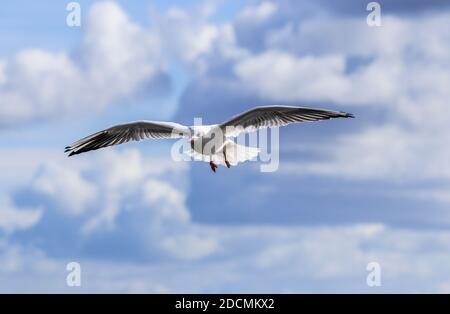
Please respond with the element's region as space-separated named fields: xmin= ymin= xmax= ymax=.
xmin=161 ymin=231 xmax=219 ymax=261
xmin=3 ymin=147 xmax=220 ymax=262
xmin=234 ymin=51 xmax=349 ymax=102
xmin=157 ymin=7 xmax=219 ymax=63
xmin=237 ymin=1 xmax=278 ymax=23
xmin=178 ymin=5 xmax=450 ymax=185
xmin=236 ymin=13 xmax=450 ymax=109
xmin=283 ymin=124 xmax=450 ymax=182
xmin=2 ymin=0 xmax=450 ymax=293
xmin=269 ymin=13 xmax=450 ymax=182
xmin=169 ymin=1 xmax=450 ymax=234
xmin=0 ymin=148 xmax=57 ymax=188
xmin=282 ymin=125 xmax=415 ymax=179
xmin=0 ymin=196 xmax=42 ymax=234
xmin=31 ymin=163 xmax=98 ymax=216
xmin=0 ymin=60 xmax=6 ymax=84
xmin=3 ymin=222 xmax=450 ymax=292
xmin=151 ymin=3 xmax=250 ymax=75
xmin=0 ymin=1 xmax=165 ymax=128
xmin=142 ymin=179 xmax=190 ymax=224
xmin=27 ymin=149 xmax=189 ymax=234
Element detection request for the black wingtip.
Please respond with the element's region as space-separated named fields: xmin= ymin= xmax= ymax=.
xmin=342 ymin=112 xmax=355 ymax=118
xmin=64 ymin=146 xmax=76 ymax=156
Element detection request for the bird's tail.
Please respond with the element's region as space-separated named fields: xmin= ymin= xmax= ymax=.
xmin=185 ymin=140 xmax=259 ymax=166
xmin=222 ymin=140 xmax=259 ymax=166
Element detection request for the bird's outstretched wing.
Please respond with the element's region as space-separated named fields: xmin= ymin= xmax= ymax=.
xmin=65 ymin=121 xmax=190 ymax=156
xmin=220 ymin=105 xmax=354 ymax=137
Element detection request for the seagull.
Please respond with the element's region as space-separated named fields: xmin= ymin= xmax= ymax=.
xmin=65 ymin=106 xmax=354 ymax=172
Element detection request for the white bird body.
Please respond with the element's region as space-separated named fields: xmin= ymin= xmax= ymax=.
xmin=190 ymin=124 xmax=225 ymax=154
xmin=65 ymin=106 xmax=354 ymax=172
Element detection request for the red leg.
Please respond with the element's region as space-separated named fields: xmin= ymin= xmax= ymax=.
xmin=209 ymin=161 xmax=217 ymax=173
xmin=223 ymin=152 xmax=231 ymax=168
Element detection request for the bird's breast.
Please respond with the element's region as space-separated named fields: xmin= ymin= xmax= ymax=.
xmin=191 ymin=135 xmax=226 ymax=155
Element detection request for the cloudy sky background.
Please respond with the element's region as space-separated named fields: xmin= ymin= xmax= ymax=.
xmin=1 ymin=0 xmax=450 ymax=292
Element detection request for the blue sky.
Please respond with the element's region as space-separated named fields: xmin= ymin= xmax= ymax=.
xmin=1 ymin=0 xmax=450 ymax=293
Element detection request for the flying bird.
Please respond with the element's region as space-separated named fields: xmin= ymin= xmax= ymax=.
xmin=65 ymin=106 xmax=354 ymax=172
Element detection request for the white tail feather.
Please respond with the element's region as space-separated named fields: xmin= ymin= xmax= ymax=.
xmin=185 ymin=140 xmax=259 ymax=166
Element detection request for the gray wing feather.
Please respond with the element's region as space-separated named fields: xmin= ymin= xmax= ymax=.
xmin=220 ymin=105 xmax=354 ymax=136
xmin=65 ymin=121 xmax=190 ymax=156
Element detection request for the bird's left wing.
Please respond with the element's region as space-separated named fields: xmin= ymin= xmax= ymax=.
xmin=65 ymin=121 xmax=191 ymax=156
xmin=220 ymin=105 xmax=354 ymax=137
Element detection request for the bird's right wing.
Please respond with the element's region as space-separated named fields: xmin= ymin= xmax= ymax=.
xmin=65 ymin=121 xmax=190 ymax=156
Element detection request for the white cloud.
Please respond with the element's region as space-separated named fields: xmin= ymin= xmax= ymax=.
xmin=0 ymin=196 xmax=42 ymax=234
xmin=238 ymin=1 xmax=278 ymax=23
xmin=1 ymin=147 xmax=213 ymax=261
xmin=283 ymin=126 xmax=415 ymax=180
xmin=1 ymin=0 xmax=450 ymax=294
xmin=161 ymin=230 xmax=219 ymax=261
xmin=231 ymin=11 xmax=450 ymax=183
xmin=0 ymin=59 xmax=8 ymax=85
xmin=266 ymin=16 xmax=411 ymax=58
xmin=31 ymin=163 xmax=98 ymax=216
xmin=2 ymin=222 xmax=450 ymax=292
xmin=80 ymin=2 xmax=162 ymax=99
xmin=142 ymin=179 xmax=190 ymax=224
xmin=414 ymin=188 xmax=450 ymax=205
xmin=234 ymin=50 xmax=349 ymax=102
xmin=0 ymin=148 xmax=58 ymax=188
xmin=0 ymin=1 xmax=164 ymax=128
xmin=26 ymin=149 xmax=190 ymax=235
xmin=155 ymin=6 xmax=219 ymax=63
xmin=282 ymin=121 xmax=450 ymax=182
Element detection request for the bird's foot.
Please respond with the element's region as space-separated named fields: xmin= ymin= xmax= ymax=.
xmin=209 ymin=161 xmax=217 ymax=173
xmin=225 ymin=160 xmax=231 ymax=168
